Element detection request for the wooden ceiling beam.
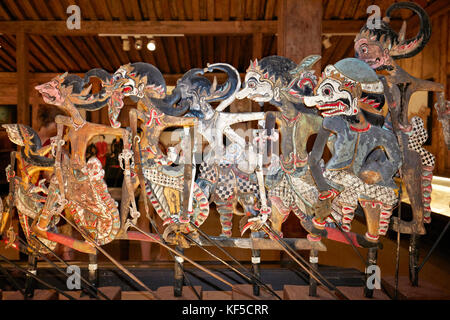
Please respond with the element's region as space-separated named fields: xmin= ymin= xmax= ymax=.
xmin=0 ymin=20 xmax=278 ymax=35
xmin=0 ymin=19 xmax=404 ymax=36
xmin=322 ymin=19 xmax=403 ymax=36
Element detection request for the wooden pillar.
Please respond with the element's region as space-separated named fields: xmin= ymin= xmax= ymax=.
xmin=31 ymin=86 xmax=40 ymax=131
xmin=438 ymin=13 xmax=448 ymax=175
xmin=278 ymin=0 xmax=322 ymax=73
xmin=277 ymin=0 xmax=322 ymax=245
xmin=229 ymin=32 xmax=265 ymax=131
xmin=88 ymin=79 xmax=102 ymax=125
xmin=251 ymin=33 xmax=264 ymax=113
xmin=16 ymin=32 xmax=30 ymax=125
xmin=252 ymin=33 xmax=263 ymax=60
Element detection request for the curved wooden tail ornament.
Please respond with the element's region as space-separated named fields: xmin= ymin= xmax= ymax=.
xmin=2 ymin=124 xmax=55 ymax=167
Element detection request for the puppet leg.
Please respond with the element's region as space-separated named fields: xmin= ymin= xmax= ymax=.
xmin=268 ymin=196 xmax=291 ymax=238
xmin=216 ymin=200 xmax=234 ymax=237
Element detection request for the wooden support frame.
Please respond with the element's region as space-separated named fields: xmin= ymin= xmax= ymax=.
xmin=118 ymin=233 xmax=328 ymax=252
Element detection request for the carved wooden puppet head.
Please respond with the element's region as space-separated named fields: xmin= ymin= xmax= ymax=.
xmin=304 ymin=58 xmax=385 ymax=121
xmin=179 ymin=62 xmax=241 ymax=119
xmin=110 ymin=62 xmax=188 ymax=126
xmin=282 ymin=55 xmax=321 ymax=103
xmin=34 ymin=73 xmax=70 ymax=107
xmin=354 ymin=2 xmax=431 ymax=71
xmin=35 ymin=71 xmax=113 ymax=117
xmin=236 ymin=55 xmax=297 ymax=105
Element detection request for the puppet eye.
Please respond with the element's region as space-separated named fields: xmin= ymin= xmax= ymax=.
xmin=322 ymin=85 xmax=333 ymax=97
xmin=248 ymin=80 xmax=256 ymax=89
xmin=113 ymin=73 xmax=123 ymax=81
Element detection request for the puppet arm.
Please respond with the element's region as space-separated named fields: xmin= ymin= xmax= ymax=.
xmin=226 ymin=111 xmax=266 ymax=125
xmin=308 ymin=126 xmax=332 ymax=192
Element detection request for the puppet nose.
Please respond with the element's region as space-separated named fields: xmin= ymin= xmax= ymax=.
xmin=303 ymin=96 xmax=318 ymax=107
xmin=236 ymin=87 xmax=250 ymax=100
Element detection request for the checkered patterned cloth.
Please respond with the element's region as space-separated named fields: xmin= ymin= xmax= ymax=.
xmin=198 ymin=162 xmax=217 ymax=183
xmin=408 ymin=116 xmax=435 ymax=167
xmin=324 ymin=170 xmax=398 ymax=206
xmin=215 ymin=168 xmax=236 ymax=201
xmin=236 ymin=174 xmax=259 ymax=195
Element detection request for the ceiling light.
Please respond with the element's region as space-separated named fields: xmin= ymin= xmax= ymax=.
xmin=122 ymin=36 xmax=130 ymax=51
xmin=147 ymin=39 xmax=156 ymax=51
xmin=135 ymin=37 xmax=143 ymax=50
xmin=322 ymin=35 xmax=332 ymax=49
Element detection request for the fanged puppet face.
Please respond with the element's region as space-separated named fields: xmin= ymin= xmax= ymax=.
xmin=303 ymin=76 xmax=359 ymax=117
xmin=354 ymin=38 xmax=391 ymax=70
xmin=35 ymin=76 xmax=66 ymax=106
xmin=112 ymin=64 xmax=165 ymax=99
xmin=284 ymin=70 xmax=317 ymax=101
xmin=108 ymin=64 xmax=166 ymax=127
